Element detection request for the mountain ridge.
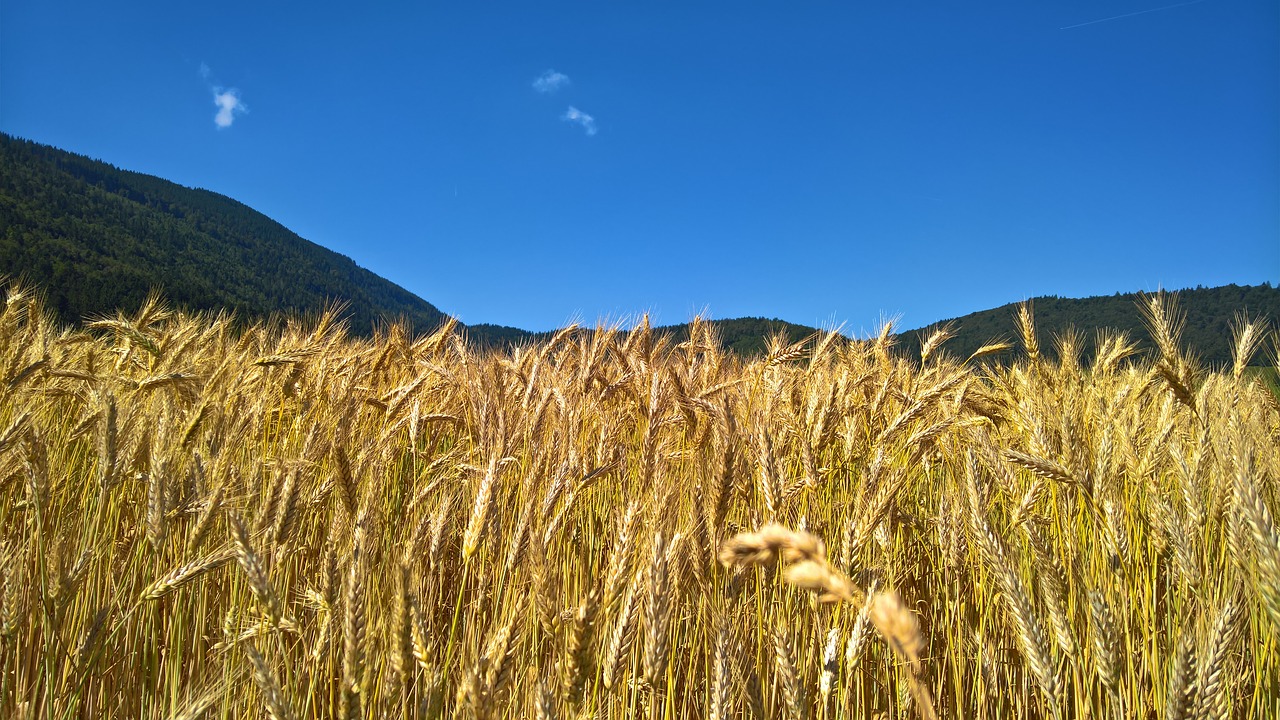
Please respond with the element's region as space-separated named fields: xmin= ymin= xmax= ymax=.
xmin=0 ymin=132 xmax=533 ymax=340
xmin=2 ymin=132 xmax=1275 ymax=364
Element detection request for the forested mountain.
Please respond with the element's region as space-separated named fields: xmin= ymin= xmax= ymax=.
xmin=0 ymin=133 xmax=483 ymax=335
xmin=899 ymin=284 xmax=1280 ymax=369
xmin=1 ymin=133 xmax=1273 ymax=365
xmin=650 ymin=284 xmax=1279 ymax=367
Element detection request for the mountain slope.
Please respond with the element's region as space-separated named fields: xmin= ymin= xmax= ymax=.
xmin=0 ymin=133 xmax=465 ymax=334
xmin=2 ymin=133 xmax=1273 ymax=364
xmin=899 ymin=284 xmax=1280 ymax=368
xmin=658 ymin=285 xmax=1279 ymax=366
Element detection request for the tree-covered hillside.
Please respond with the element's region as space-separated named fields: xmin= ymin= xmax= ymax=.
xmin=657 ymin=286 xmax=1279 ymax=368
xmin=899 ymin=284 xmax=1280 ymax=368
xmin=0 ymin=133 xmax=466 ymax=334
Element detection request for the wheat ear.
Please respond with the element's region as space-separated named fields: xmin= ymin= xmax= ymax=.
xmin=244 ymin=644 xmax=298 ymax=720
xmin=773 ymin=625 xmax=806 ymax=720
xmin=643 ymin=531 xmax=673 ymax=688
xmin=228 ymin=515 xmax=293 ymax=631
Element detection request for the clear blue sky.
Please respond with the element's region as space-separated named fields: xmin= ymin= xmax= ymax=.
xmin=2 ymin=1 xmax=1277 ymax=332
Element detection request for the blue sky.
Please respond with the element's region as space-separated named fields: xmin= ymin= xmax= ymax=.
xmin=2 ymin=1 xmax=1277 ymax=333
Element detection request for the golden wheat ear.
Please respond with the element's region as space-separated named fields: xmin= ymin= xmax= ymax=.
xmin=720 ymin=525 xmax=938 ymax=719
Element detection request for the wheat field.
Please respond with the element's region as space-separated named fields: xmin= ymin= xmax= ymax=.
xmin=0 ymin=283 xmax=1277 ymax=719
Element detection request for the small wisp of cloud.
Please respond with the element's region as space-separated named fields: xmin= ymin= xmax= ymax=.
xmin=562 ymin=106 xmax=597 ymax=136
xmin=1060 ymin=0 xmax=1205 ymax=30
xmin=200 ymin=63 xmax=247 ymax=129
xmin=531 ymin=69 xmax=594 ymax=135
xmin=213 ymin=88 xmax=247 ymax=128
xmin=533 ymin=69 xmax=570 ymax=93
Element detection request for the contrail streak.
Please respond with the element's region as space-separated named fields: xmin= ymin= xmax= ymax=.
xmin=1060 ymin=0 xmax=1206 ymax=30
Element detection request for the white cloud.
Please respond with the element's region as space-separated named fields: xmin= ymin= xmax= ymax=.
xmin=533 ymin=69 xmax=570 ymax=93
xmin=562 ymin=106 xmax=597 ymax=136
xmin=213 ymin=88 xmax=247 ymax=129
xmin=199 ymin=62 xmax=211 ymax=79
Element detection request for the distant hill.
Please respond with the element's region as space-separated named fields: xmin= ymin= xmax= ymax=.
xmin=463 ymin=317 xmax=820 ymax=356
xmin=898 ymin=284 xmax=1280 ymax=368
xmin=654 ymin=317 xmax=818 ymax=356
xmin=0 ymin=133 xmax=499 ymax=335
xmin=648 ymin=285 xmax=1280 ymax=368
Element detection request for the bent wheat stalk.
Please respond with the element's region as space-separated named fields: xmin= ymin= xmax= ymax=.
xmin=720 ymin=524 xmax=937 ymax=720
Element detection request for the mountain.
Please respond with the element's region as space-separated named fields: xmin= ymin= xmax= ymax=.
xmin=0 ymin=133 xmax=519 ymax=336
xmin=650 ymin=284 xmax=1280 ymax=367
xmin=898 ymin=284 xmax=1280 ymax=368
xmin=0 ymin=134 xmax=837 ymax=350
xmin=2 ymin=133 xmax=1273 ymax=365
